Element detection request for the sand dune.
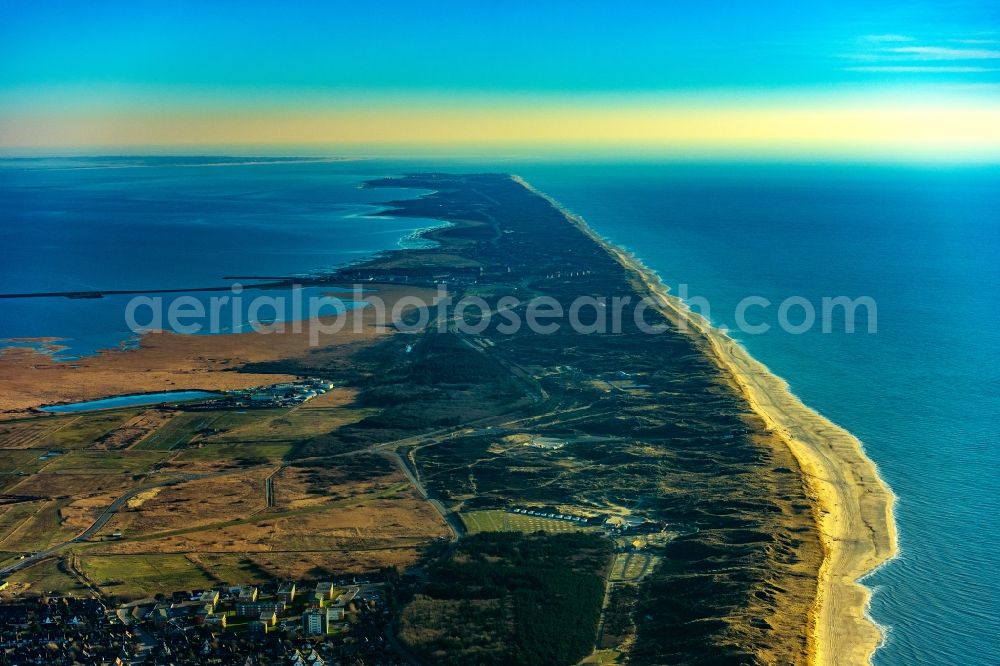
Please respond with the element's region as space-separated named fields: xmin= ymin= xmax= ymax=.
xmin=517 ymin=175 xmax=898 ymax=666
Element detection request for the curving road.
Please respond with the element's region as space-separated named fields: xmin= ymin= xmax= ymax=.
xmin=0 ymin=474 xmax=200 ymax=577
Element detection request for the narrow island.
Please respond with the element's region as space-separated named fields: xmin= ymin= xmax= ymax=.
xmin=0 ymin=173 xmax=895 ymax=665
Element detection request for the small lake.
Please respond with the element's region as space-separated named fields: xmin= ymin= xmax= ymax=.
xmin=40 ymin=390 xmax=222 ymax=413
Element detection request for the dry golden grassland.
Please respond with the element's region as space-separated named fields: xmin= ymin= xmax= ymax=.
xmin=0 ymin=285 xmax=434 ymax=417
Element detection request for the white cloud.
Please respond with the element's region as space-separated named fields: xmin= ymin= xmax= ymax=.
xmin=862 ymin=34 xmax=915 ymax=43
xmin=847 ymin=66 xmax=997 ymax=73
xmin=889 ymin=46 xmax=1000 ymax=60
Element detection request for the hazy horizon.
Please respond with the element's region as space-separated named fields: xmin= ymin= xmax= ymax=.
xmin=3 ymin=1 xmax=1000 ymax=160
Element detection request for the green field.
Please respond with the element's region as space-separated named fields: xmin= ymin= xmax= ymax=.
xmin=173 ymin=440 xmax=293 ymax=463
xmin=0 ymin=411 xmax=140 ymax=451
xmin=208 ymin=406 xmax=366 ymax=443
xmin=138 ymin=413 xmax=216 ymax=450
xmin=79 ymin=554 xmax=220 ymax=598
xmin=0 ymin=450 xmax=51 ymax=476
xmin=0 ymin=419 xmax=60 ymax=449
xmin=460 ymin=510 xmax=596 ymax=534
xmin=5 ymin=557 xmax=90 ymax=596
xmin=189 ymin=553 xmax=272 ymax=585
xmin=46 ymin=412 xmax=143 ymax=448
xmin=39 ymin=449 xmax=168 ymax=475
xmin=75 ymin=553 xmax=272 ymax=599
xmin=0 ymin=499 xmax=72 ymax=551
xmin=0 ymin=552 xmax=21 ymax=569
xmin=133 ymin=411 xmax=265 ymax=450
xmin=0 ymin=501 xmax=46 ymax=545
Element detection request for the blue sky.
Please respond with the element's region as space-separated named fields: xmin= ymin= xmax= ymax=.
xmin=2 ymin=0 xmax=998 ymax=91
xmin=1 ymin=1 xmax=998 ymax=154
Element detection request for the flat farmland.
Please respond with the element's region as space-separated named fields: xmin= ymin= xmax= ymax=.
xmin=171 ymin=440 xmax=293 ymax=466
xmin=246 ymin=547 xmax=430 ymax=582
xmin=260 ymin=494 xmax=447 ymax=550
xmin=79 ymin=554 xmax=220 ymax=598
xmin=96 ymin=409 xmax=179 ymax=450
xmin=0 ymin=393 xmax=456 ymax=600
xmin=200 ymin=404 xmax=372 ymax=448
xmin=74 ymin=547 xmax=416 ymax=599
xmin=0 ymin=412 xmax=141 ymax=451
xmin=0 ymin=418 xmax=69 ymax=449
xmin=60 ymin=491 xmax=121 ymax=533
xmin=38 ymin=449 xmax=168 ymax=475
xmin=133 ymin=410 xmax=281 ymax=451
xmin=81 ymin=461 xmax=450 ymax=592
xmin=99 ymin=467 xmax=274 ymax=537
xmin=5 ymin=473 xmax=137 ymax=501
xmin=0 ymin=499 xmax=74 ymax=551
xmin=271 ymin=458 xmax=403 ymax=510
xmin=0 ymin=449 xmax=51 ymax=476
xmin=94 ymin=472 xmax=443 ymax=554
xmin=0 ymin=501 xmax=46 ymax=544
xmin=3 ymin=557 xmax=89 ymax=597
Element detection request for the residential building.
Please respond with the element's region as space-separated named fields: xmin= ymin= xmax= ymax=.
xmin=235 ymin=600 xmax=285 ymax=616
xmin=205 ymin=613 xmax=227 ymax=628
xmin=198 ymin=590 xmax=220 ymax=605
xmin=302 ymin=609 xmax=325 ymax=636
xmin=314 ymin=581 xmax=335 ymax=600
xmin=277 ymin=582 xmax=297 ymax=602
xmin=237 ymin=585 xmax=259 ymax=602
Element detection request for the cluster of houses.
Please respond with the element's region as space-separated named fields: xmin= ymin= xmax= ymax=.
xmin=183 ymin=378 xmax=336 ymax=411
xmin=300 ymin=581 xmax=358 ymax=637
xmin=0 ymin=596 xmax=138 ymax=665
xmin=141 ymin=581 xmax=360 ymax=638
xmin=86 ymin=577 xmax=402 ymax=664
xmin=507 ymin=507 xmax=593 ymax=524
xmin=522 ymin=435 xmax=566 ymax=450
xmin=506 ymin=506 xmax=666 ymax=535
xmin=0 ymin=570 xmax=406 ymax=664
xmin=238 ymin=379 xmax=336 ymax=408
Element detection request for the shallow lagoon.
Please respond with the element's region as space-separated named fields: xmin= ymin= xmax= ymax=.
xmin=41 ymin=390 xmax=222 ymax=413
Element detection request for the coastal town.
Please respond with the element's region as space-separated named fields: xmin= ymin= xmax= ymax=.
xmin=0 ymin=577 xmax=400 ymax=665
xmin=0 ymin=498 xmax=679 ymax=665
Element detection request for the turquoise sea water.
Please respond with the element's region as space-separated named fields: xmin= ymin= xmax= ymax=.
xmin=515 ymin=162 xmax=1000 ymax=665
xmin=2 ymin=158 xmax=997 ymax=663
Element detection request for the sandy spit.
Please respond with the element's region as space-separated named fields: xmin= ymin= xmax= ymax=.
xmin=513 ymin=175 xmax=898 ymax=666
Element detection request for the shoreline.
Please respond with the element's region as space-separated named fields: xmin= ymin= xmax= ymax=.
xmin=514 ymin=175 xmax=899 ymax=665
xmin=0 ymin=283 xmax=436 ymax=418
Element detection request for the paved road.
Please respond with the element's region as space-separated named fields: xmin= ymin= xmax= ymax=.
xmin=263 ymin=466 xmax=283 ymax=508
xmin=2 ymin=312 xmax=548 ymax=583
xmin=593 ymin=577 xmax=615 ymax=648
xmin=453 ymin=327 xmax=548 ymax=404
xmin=0 ymin=474 xmax=200 ymax=577
xmin=386 ymin=450 xmax=464 ymax=540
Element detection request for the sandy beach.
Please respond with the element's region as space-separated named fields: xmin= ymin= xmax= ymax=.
xmin=515 ymin=175 xmax=899 ymax=666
